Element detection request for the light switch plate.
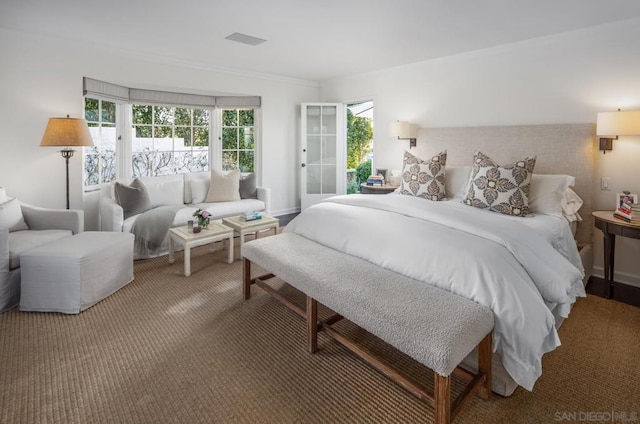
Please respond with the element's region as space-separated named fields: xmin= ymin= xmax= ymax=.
xmin=601 ymin=177 xmax=611 ymax=191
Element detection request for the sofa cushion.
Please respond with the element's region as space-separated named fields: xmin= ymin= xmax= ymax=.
xmin=122 ymin=199 xmax=267 ymax=234
xmin=114 ymin=178 xmax=152 ymax=220
xmin=240 ymin=173 xmax=258 ymax=199
xmin=206 ymin=169 xmax=241 ymax=202
xmin=0 ymin=198 xmax=29 ymax=232
xmin=139 ymin=174 xmax=184 ymax=208
xmin=10 ymin=229 xmax=72 ymax=270
xmin=185 ymin=172 xmax=211 ymax=204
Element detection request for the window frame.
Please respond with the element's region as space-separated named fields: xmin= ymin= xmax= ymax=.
xmin=130 ymin=103 xmax=213 ymax=178
xmin=82 ymin=97 xmax=260 ymax=190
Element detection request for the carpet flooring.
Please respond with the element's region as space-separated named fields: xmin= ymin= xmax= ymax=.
xmin=1 ymin=244 xmax=639 ymax=424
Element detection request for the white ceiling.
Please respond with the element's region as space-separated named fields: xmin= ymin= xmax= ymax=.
xmin=2 ymin=0 xmax=640 ymax=82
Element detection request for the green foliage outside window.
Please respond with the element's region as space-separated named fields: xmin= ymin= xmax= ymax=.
xmin=355 ymin=160 xmax=371 ymax=185
xmin=346 ymin=109 xmax=373 ymax=170
xmin=222 ymin=109 xmax=255 ymax=172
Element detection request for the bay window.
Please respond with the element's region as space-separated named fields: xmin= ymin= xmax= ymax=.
xmin=82 ymin=77 xmax=260 ymax=189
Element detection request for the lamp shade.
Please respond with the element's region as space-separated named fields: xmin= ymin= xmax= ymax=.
xmin=390 ymin=121 xmax=413 ymax=138
xmin=596 ymin=111 xmax=640 ymax=136
xmin=40 ymin=117 xmax=93 ymax=147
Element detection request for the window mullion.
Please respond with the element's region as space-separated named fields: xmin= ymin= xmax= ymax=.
xmin=211 ymin=108 xmax=221 ymax=171
xmin=118 ymin=103 xmax=132 ymax=180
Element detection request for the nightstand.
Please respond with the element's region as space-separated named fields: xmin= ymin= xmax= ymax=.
xmin=592 ymin=210 xmax=640 ymax=302
xmin=360 ymin=183 xmax=399 ymax=194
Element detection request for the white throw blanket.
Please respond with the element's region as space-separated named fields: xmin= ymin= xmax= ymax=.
xmin=285 ymin=194 xmax=586 ymax=391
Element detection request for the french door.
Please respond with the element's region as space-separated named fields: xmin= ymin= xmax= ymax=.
xmin=300 ymin=103 xmax=346 ymax=210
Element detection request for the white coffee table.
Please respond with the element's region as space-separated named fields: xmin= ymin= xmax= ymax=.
xmin=221 ymin=215 xmax=280 ymax=260
xmin=168 ymin=222 xmax=234 ymax=276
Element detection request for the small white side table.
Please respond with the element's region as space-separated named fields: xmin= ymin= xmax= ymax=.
xmin=168 ymin=222 xmax=234 ymax=276
xmin=221 ymin=215 xmax=280 ymax=260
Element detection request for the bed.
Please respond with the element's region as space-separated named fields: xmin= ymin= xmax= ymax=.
xmin=283 ymin=123 xmax=595 ymax=396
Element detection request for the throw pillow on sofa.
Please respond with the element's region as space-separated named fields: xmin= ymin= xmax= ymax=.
xmin=114 ymin=178 xmax=152 ymax=219
xmin=0 ymin=197 xmax=29 ymax=232
xmin=188 ymin=172 xmax=211 ymax=204
xmin=206 ymin=169 xmax=241 ymax=202
xmin=239 ymin=173 xmax=258 ymax=199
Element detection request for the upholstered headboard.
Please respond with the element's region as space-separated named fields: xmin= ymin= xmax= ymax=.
xmin=418 ymin=123 xmax=596 ymax=246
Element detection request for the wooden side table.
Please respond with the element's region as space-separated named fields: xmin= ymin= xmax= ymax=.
xmin=168 ymin=223 xmax=234 ymax=276
xmin=222 ymin=215 xmax=280 ymax=259
xmin=592 ymin=210 xmax=640 ymax=298
xmin=360 ymin=183 xmax=399 ymax=194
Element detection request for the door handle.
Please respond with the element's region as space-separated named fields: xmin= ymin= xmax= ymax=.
xmin=301 ymin=163 xmax=306 ymax=167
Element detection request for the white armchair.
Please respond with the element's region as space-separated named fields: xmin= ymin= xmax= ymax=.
xmin=0 ymin=203 xmax=83 ymax=313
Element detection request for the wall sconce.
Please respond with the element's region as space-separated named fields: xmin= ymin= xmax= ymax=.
xmin=390 ymin=120 xmax=416 ymax=149
xmin=596 ymin=109 xmax=640 ymax=154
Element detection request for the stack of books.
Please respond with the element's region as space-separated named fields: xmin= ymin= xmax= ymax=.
xmin=366 ymin=175 xmax=384 ymax=186
xmin=614 ymin=203 xmax=633 ymax=223
xmin=241 ymin=211 xmax=262 ymax=221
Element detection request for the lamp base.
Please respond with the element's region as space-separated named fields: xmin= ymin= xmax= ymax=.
xmin=599 ymin=138 xmax=613 ymax=154
xmin=59 ymin=148 xmax=75 ymax=209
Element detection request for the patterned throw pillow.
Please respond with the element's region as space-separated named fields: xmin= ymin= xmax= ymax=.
xmin=398 ymin=150 xmax=447 ymax=201
xmin=463 ymin=151 xmax=536 ymax=217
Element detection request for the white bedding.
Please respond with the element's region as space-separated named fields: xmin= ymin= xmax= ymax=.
xmin=285 ymin=193 xmax=586 ymax=391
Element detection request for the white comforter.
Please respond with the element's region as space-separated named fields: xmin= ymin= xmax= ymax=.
xmin=285 ymin=194 xmax=586 ymax=391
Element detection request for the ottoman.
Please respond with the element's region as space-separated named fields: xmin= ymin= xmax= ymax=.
xmin=20 ymin=231 xmax=134 ymax=314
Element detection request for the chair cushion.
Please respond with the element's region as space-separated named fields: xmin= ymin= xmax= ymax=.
xmin=10 ymin=229 xmax=72 ymax=269
xmin=0 ymin=198 xmax=29 ymax=232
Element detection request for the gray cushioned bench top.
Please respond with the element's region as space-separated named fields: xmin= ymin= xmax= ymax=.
xmin=243 ymin=233 xmax=494 ymax=377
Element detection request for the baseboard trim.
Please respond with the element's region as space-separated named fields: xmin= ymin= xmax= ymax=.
xmin=587 ymin=276 xmax=640 ymax=308
xmin=272 ymin=206 xmax=301 ymax=217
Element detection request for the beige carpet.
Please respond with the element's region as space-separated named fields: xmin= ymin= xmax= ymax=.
xmin=1 ymin=245 xmax=639 ymax=424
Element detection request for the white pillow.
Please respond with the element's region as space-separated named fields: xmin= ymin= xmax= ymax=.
xmin=0 ymin=197 xmax=29 ymax=232
xmin=139 ymin=174 xmax=185 ymax=208
xmin=528 ymin=174 xmax=575 ymax=217
xmin=0 ymin=187 xmax=6 ymax=203
xmin=444 ymin=166 xmax=472 ymax=199
xmin=205 ymin=169 xmax=241 ymax=202
xmin=185 ymin=172 xmax=211 ymax=204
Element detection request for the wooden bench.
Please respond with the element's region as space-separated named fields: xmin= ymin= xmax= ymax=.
xmin=242 ymin=233 xmax=494 ymax=424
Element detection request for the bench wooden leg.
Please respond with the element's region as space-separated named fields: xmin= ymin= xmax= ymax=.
xmin=434 ymin=374 xmax=451 ymax=424
xmin=243 ymin=258 xmax=251 ymax=300
xmin=477 ymin=332 xmax=492 ymax=400
xmin=307 ymin=296 xmax=318 ymax=353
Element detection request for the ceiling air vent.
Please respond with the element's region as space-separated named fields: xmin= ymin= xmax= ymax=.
xmin=225 ymin=33 xmax=266 ymax=46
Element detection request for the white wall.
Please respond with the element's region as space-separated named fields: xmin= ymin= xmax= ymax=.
xmin=0 ymin=28 xmax=318 ymax=230
xmin=320 ymin=18 xmax=640 ymax=287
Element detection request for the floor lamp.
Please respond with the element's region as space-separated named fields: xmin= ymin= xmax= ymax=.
xmin=40 ymin=115 xmax=94 ymax=209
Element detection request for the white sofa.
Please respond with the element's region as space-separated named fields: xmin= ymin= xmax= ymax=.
xmin=99 ymin=172 xmax=271 ymax=259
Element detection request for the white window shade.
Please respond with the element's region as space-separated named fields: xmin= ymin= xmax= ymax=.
xmin=83 ymin=78 xmax=129 ymax=102
xmin=83 ymin=77 xmax=260 ymax=108
xmin=596 ymin=111 xmax=640 ymax=136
